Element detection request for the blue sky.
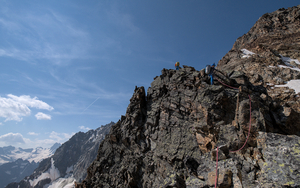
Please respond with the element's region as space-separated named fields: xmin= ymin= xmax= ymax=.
xmin=0 ymin=0 xmax=299 ymax=149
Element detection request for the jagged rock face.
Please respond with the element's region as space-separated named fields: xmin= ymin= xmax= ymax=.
xmin=6 ymin=123 xmax=113 ymax=188
xmin=219 ymin=5 xmax=300 ymax=71
xmin=76 ymin=64 xmax=299 ymax=187
xmin=218 ymin=5 xmax=300 ymax=90
xmin=218 ymin=5 xmax=300 ymax=137
xmin=233 ymin=6 xmax=300 ymax=54
xmin=76 ymin=6 xmax=300 ymax=188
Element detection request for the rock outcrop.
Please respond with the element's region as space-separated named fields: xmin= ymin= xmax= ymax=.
xmin=76 ymin=5 xmax=300 ymax=188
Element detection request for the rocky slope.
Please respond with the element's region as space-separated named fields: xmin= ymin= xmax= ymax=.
xmin=218 ymin=5 xmax=300 ymax=137
xmin=76 ymin=5 xmax=300 ymax=188
xmin=6 ymin=122 xmax=113 ymax=188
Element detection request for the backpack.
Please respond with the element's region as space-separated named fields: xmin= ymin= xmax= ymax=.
xmin=205 ymin=65 xmax=211 ymax=74
xmin=175 ymin=62 xmax=180 ymax=66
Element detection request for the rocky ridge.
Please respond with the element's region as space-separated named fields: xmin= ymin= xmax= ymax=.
xmin=76 ymin=5 xmax=300 ymax=188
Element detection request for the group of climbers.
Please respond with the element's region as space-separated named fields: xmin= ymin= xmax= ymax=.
xmin=174 ymin=62 xmax=218 ymax=85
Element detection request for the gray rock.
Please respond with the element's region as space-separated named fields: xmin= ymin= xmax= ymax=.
xmin=75 ymin=5 xmax=300 ymax=188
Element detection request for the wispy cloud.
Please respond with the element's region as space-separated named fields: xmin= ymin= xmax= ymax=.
xmin=106 ymin=4 xmax=140 ymax=34
xmin=0 ymin=94 xmax=53 ymax=122
xmin=35 ymin=112 xmax=51 ymax=120
xmin=49 ymin=131 xmax=74 ymax=143
xmin=0 ymin=5 xmax=90 ymax=64
xmin=45 ymin=67 xmax=132 ymax=114
xmin=79 ymin=126 xmax=91 ymax=131
xmin=28 ymin=132 xmax=39 ymax=136
xmin=31 ymin=132 xmax=74 ymax=148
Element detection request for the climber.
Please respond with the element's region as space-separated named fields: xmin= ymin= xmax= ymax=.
xmin=209 ymin=63 xmax=216 ymax=85
xmin=205 ymin=63 xmax=229 ymax=86
xmin=175 ymin=62 xmax=180 ymax=70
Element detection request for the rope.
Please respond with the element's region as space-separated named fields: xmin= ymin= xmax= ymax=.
xmin=214 ymin=76 xmax=252 ymax=152
xmin=234 ymin=93 xmax=240 ymax=128
xmin=215 ymin=146 xmax=219 ymax=188
xmin=213 ymin=78 xmax=252 ymax=188
xmin=214 ymin=77 xmax=239 ymax=90
xmin=229 ymin=94 xmax=252 ymax=153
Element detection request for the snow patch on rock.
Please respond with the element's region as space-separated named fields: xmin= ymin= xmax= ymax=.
xmin=29 ymin=158 xmax=60 ymax=187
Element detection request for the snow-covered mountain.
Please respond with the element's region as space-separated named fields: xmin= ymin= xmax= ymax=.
xmin=6 ymin=122 xmax=113 ymax=188
xmin=0 ymin=143 xmax=60 ymax=188
xmin=0 ymin=143 xmax=60 ymax=166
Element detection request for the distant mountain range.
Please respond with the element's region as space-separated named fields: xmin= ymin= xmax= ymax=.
xmin=0 ymin=159 xmax=38 ymax=188
xmin=0 ymin=143 xmax=60 ymax=188
xmin=6 ymin=122 xmax=113 ymax=188
xmin=0 ymin=143 xmax=60 ymax=166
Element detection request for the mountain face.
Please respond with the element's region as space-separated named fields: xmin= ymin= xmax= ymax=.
xmin=0 ymin=159 xmax=38 ymax=188
xmin=75 ymin=5 xmax=300 ymax=188
xmin=6 ymin=122 xmax=113 ymax=188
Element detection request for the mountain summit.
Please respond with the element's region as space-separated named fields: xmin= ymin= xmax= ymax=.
xmin=76 ymin=5 xmax=300 ymax=188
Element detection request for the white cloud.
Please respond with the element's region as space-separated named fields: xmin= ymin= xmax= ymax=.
xmin=35 ymin=112 xmax=52 ymax=120
xmin=63 ymin=133 xmax=75 ymax=139
xmin=0 ymin=94 xmax=53 ymax=122
xmin=0 ymin=96 xmax=31 ymax=122
xmin=28 ymin=132 xmax=39 ymax=136
xmin=49 ymin=131 xmax=62 ymax=141
xmin=79 ymin=126 xmax=91 ymax=131
xmin=8 ymin=94 xmax=54 ymax=111
xmin=0 ymin=131 xmax=75 ymax=149
xmin=0 ymin=133 xmax=25 ymax=145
